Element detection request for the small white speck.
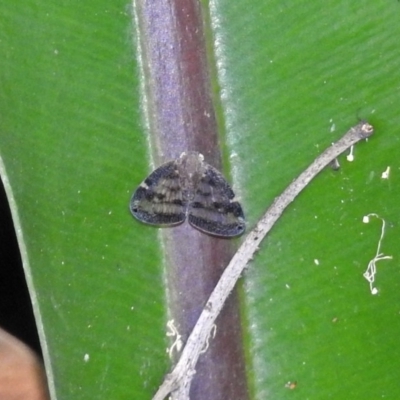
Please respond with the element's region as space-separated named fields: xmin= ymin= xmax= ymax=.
xmin=285 ymin=284 xmax=290 ymax=289
xmin=108 ymin=210 xmax=112 ymax=215
xmin=346 ymin=146 xmax=354 ymax=162
xmin=381 ymin=166 xmax=390 ymax=179
xmin=330 ymin=123 xmax=336 ymax=132
xmin=84 ymin=354 xmax=90 ymax=362
xmin=314 ymin=259 xmax=320 ymax=265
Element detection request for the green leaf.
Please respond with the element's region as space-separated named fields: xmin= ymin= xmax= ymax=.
xmin=1 ymin=2 xmax=167 ymax=398
xmin=211 ymin=0 xmax=400 ymax=397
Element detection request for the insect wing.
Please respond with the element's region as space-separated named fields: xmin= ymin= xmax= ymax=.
xmin=130 ymin=160 xmax=187 ymax=226
xmin=188 ymin=164 xmax=245 ymax=237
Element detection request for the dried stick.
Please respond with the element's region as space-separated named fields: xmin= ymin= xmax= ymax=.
xmin=152 ymin=121 xmax=374 ymax=400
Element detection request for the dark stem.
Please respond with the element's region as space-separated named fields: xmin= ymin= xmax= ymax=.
xmin=133 ymin=0 xmax=248 ymax=399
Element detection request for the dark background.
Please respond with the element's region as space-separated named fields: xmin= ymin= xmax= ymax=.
xmin=0 ymin=180 xmax=41 ymax=356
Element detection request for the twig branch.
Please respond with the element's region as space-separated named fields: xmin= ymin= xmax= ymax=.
xmin=152 ymin=121 xmax=374 ymax=400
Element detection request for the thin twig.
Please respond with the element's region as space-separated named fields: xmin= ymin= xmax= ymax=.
xmin=152 ymin=121 xmax=374 ymax=400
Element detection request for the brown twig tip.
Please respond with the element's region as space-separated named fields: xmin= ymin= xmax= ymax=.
xmin=357 ymin=121 xmax=374 ymax=138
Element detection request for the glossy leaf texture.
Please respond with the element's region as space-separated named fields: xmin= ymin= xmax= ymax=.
xmin=0 ymin=0 xmax=399 ymax=399
xmin=210 ymin=1 xmax=400 ymax=398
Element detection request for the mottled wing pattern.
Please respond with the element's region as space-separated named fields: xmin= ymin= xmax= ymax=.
xmin=188 ymin=163 xmax=245 ymax=237
xmin=130 ymin=160 xmax=187 ymax=226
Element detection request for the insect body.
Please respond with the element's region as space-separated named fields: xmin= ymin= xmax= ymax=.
xmin=130 ymin=152 xmax=245 ymax=237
